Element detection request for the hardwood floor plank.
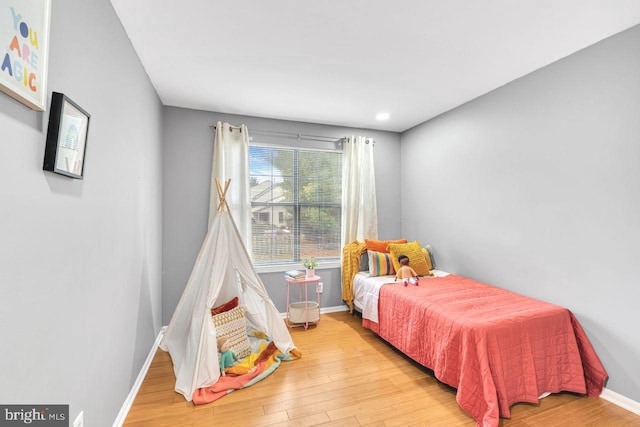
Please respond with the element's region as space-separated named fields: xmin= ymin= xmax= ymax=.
xmin=123 ymin=312 xmax=640 ymax=426
xmin=312 ymin=415 xmax=361 ymax=427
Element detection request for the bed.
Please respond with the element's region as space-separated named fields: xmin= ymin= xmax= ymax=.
xmin=352 ymin=271 xmax=608 ymax=427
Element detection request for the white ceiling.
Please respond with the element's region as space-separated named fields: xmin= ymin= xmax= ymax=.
xmin=110 ymin=1 xmax=640 ymax=132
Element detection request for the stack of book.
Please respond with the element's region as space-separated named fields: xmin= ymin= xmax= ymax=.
xmin=285 ymin=270 xmax=305 ymax=280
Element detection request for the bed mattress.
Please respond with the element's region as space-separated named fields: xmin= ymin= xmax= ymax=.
xmin=353 ymin=270 xmax=449 ymax=322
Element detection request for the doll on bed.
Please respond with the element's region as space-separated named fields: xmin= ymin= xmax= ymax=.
xmin=396 ymin=255 xmax=419 ymax=286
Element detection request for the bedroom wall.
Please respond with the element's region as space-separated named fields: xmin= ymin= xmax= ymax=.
xmin=162 ymin=107 xmax=401 ymax=324
xmin=0 ymin=0 xmax=163 ymax=425
xmin=400 ymin=25 xmax=640 ymax=402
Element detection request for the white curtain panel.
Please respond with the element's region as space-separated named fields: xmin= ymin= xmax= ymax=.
xmin=341 ymin=135 xmax=378 ymax=246
xmin=210 ymin=122 xmax=252 ymax=254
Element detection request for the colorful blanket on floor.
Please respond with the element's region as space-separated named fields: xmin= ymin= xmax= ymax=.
xmin=192 ymin=339 xmax=300 ymax=404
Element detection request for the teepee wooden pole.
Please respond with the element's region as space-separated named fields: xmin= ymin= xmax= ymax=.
xmin=215 ymin=178 xmax=231 ymax=212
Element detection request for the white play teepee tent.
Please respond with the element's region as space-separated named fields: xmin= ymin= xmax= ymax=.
xmin=160 ymin=179 xmax=298 ymax=401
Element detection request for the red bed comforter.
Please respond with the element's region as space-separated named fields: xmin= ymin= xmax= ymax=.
xmin=362 ymin=275 xmax=607 ymax=426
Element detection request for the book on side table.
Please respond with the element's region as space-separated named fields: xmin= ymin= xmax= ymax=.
xmin=285 ymin=270 xmax=306 ymax=280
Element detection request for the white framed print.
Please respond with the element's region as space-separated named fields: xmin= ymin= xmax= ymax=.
xmin=0 ymin=0 xmax=51 ymax=111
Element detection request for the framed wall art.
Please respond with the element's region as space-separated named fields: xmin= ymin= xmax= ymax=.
xmin=43 ymin=92 xmax=91 ymax=179
xmin=0 ymin=0 xmax=51 ymax=111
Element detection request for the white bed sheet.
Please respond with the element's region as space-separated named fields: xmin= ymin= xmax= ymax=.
xmin=353 ymin=269 xmax=450 ymax=323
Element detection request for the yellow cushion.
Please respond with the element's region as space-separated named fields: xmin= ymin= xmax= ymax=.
xmin=212 ymin=305 xmax=251 ymax=359
xmin=388 ymin=241 xmax=430 ymax=276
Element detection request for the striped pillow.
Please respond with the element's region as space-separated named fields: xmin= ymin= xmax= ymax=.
xmin=422 ymin=245 xmax=436 ymax=271
xmin=421 ymin=245 xmax=436 ymax=271
xmin=368 ymin=250 xmax=395 ymax=276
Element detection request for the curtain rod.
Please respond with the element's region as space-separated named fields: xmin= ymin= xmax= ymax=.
xmin=209 ymin=125 xmax=343 ymax=143
xmin=209 ymin=124 xmax=375 ymax=145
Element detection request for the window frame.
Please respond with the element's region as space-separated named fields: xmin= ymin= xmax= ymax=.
xmin=249 ymin=141 xmax=343 ymax=272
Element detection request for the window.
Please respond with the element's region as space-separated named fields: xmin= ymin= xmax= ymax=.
xmin=250 ymin=144 xmax=342 ymax=266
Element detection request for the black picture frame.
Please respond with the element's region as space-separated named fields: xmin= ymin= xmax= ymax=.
xmin=43 ymin=92 xmax=91 ymax=179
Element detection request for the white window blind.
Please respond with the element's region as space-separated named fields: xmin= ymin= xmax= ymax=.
xmin=250 ymin=144 xmax=342 ymax=265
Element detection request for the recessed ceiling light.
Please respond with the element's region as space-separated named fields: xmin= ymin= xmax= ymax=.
xmin=376 ymin=112 xmax=390 ymax=121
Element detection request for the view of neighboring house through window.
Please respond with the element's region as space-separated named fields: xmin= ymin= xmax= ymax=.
xmin=249 ymin=144 xmax=342 ymax=266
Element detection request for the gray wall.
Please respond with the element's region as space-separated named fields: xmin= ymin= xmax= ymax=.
xmin=0 ymin=0 xmax=163 ymax=425
xmin=401 ymin=25 xmax=640 ymax=401
xmin=162 ymin=107 xmax=401 ymax=323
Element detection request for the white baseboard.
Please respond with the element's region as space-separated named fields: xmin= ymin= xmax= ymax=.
xmin=112 ymin=326 xmax=167 ymax=427
xmin=600 ymin=387 xmax=640 ymax=416
xmin=320 ymin=305 xmax=349 ymax=314
xmin=280 ymin=304 xmax=349 ymax=318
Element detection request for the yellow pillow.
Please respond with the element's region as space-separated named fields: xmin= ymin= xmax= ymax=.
xmin=388 ymin=241 xmax=430 ymax=276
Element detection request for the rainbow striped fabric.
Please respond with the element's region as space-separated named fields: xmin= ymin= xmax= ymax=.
xmin=421 ymin=245 xmax=436 ymax=270
xmin=368 ymin=250 xmax=396 ymax=276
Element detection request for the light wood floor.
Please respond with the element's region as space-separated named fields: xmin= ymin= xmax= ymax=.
xmin=124 ymin=311 xmax=639 ymax=426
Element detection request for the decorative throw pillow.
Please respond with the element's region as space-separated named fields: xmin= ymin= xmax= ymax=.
xmin=359 ymin=251 xmax=370 ymax=272
xmin=365 ymin=238 xmax=408 ymax=254
xmin=212 ymin=305 xmax=251 ymax=359
xmin=421 ymin=245 xmax=437 ymax=270
xmin=388 ymin=241 xmax=430 ymax=276
xmin=368 ymin=250 xmax=396 ymax=276
xmin=211 ymin=296 xmax=239 ymax=316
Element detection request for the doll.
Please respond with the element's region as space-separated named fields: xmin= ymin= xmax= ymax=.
xmin=395 ymin=255 xmax=419 ymax=286
xmin=217 ymin=337 xmax=238 ymax=377
xmin=218 ymin=337 xmax=258 ymax=376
